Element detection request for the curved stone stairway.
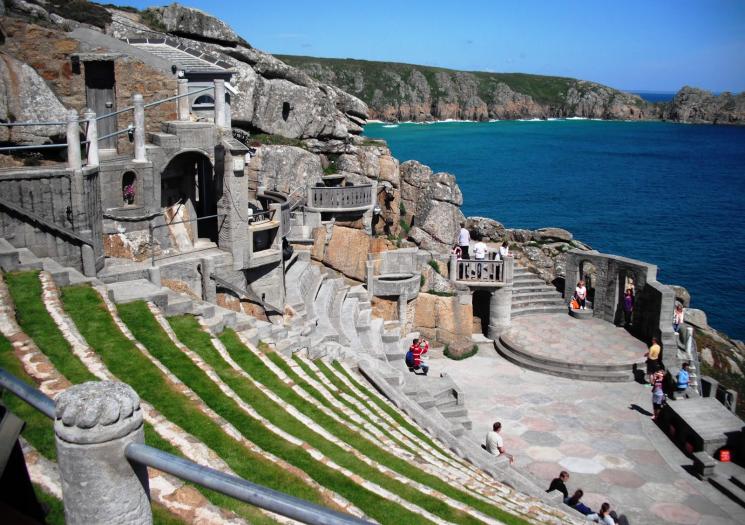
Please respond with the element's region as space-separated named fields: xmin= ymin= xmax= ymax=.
xmin=511 ymin=265 xmax=566 ymax=317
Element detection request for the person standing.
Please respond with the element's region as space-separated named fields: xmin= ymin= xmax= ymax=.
xmin=575 ymin=280 xmax=588 ymax=310
xmin=673 ymin=304 xmax=685 ymax=333
xmin=458 ymin=223 xmax=471 ymax=259
xmin=498 ymin=241 xmax=510 ymax=260
xmin=473 ymin=236 xmax=488 ymax=278
xmin=644 ymin=337 xmax=662 ymax=384
xmin=651 ymin=369 xmax=666 ymax=421
xmin=485 ymin=422 xmax=514 ymax=463
xmin=623 ymin=289 xmax=634 ymax=327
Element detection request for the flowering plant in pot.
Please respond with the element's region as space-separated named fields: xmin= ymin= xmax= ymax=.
xmin=123 ymin=184 xmax=135 ymax=205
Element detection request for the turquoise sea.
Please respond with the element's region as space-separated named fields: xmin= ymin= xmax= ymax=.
xmin=364 ymin=120 xmax=745 ymax=340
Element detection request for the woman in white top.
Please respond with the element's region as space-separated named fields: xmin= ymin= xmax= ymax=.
xmin=498 ymin=241 xmax=509 ymax=260
xmin=575 ymin=280 xmax=588 ymax=310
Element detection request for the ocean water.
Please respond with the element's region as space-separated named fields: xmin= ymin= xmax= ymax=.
xmin=632 ymin=92 xmax=676 ymax=103
xmin=364 ymin=120 xmax=745 ymax=340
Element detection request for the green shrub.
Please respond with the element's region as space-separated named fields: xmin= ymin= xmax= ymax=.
xmin=428 ymin=259 xmax=440 ymax=274
xmin=323 ymin=163 xmax=338 ymax=175
xmin=427 ymin=290 xmax=455 ymax=297
xmin=399 ymin=201 xmax=407 ymax=215
xmin=419 ymin=274 xmax=425 ymax=287
xmin=140 ymin=8 xmax=167 ymax=32
xmin=399 ymin=218 xmax=410 ymax=235
xmin=444 ymin=345 xmax=479 ymax=360
xmin=248 ymin=133 xmax=306 ymax=148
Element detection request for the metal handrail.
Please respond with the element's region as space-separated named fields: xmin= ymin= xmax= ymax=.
xmin=0 ymin=369 xmax=55 ymax=418
xmin=144 ymin=86 xmax=212 ymax=109
xmin=0 ymin=121 xmax=67 ymax=127
xmin=0 ymin=368 xmax=370 ymax=525
xmin=249 ymin=208 xmax=276 ymax=223
xmin=0 ymin=143 xmax=70 ymax=152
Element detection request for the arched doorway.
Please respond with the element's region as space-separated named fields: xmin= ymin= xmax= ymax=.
xmin=472 ymin=289 xmax=491 ymax=336
xmin=161 ymin=151 xmax=217 ymax=242
xmin=615 ymin=269 xmax=637 ymax=328
xmin=579 ymin=260 xmax=597 ymax=306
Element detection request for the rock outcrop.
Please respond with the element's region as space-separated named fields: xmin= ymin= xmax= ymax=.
xmin=246 ymin=145 xmax=323 ymax=195
xmin=146 ymin=4 xmax=246 ymax=46
xmin=662 ymin=86 xmax=745 ymax=125
xmin=0 ymin=51 xmax=67 ymax=144
xmin=400 ymin=161 xmax=464 ymax=251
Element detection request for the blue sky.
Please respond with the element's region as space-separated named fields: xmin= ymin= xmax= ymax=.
xmin=120 ymin=0 xmax=745 ymax=92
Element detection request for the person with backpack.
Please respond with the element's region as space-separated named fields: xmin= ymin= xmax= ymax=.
xmin=405 ymin=338 xmax=429 ymax=375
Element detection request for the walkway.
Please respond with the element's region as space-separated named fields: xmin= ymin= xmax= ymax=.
xmin=430 ymin=349 xmax=740 ymax=525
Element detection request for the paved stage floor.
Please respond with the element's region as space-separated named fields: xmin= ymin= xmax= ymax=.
xmin=428 ymin=345 xmax=742 ymax=525
xmin=501 ymin=313 xmax=648 ymax=367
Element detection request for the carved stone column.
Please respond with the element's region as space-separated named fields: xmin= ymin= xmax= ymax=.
xmin=54 ymin=381 xmax=152 ymax=525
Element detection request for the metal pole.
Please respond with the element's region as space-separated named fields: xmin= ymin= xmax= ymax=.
xmin=177 ymin=78 xmax=189 ymax=121
xmin=149 ymin=221 xmax=155 ymax=267
xmin=133 ymin=94 xmax=147 ymax=162
xmin=83 ymin=108 xmax=99 ymax=167
xmin=214 ymin=79 xmax=226 ymax=128
xmin=126 ymin=443 xmax=371 ymax=525
xmin=66 ymin=110 xmax=82 ymax=171
xmin=0 ymin=368 xmax=55 ymax=418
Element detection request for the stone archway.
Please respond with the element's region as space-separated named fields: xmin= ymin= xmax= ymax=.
xmin=161 ymin=151 xmax=217 ymax=241
xmin=615 ymin=269 xmax=639 ymax=327
xmin=579 ymin=260 xmax=597 ymax=306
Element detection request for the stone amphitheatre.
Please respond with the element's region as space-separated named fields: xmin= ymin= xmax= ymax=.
xmin=0 ymin=3 xmax=743 ymax=525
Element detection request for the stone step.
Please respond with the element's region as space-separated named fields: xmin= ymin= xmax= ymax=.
xmin=310 ymin=278 xmax=342 ymax=346
xmin=496 ymin=338 xmax=635 ymax=382
xmin=511 ymin=281 xmax=555 ymax=292
xmin=447 ymin=414 xmax=473 ymax=431
xmin=164 ymin=290 xmax=194 ymax=317
xmin=511 ymin=305 xmax=568 ymax=317
xmin=438 ymin=404 xmax=469 ymax=419
xmin=329 ymin=287 xmax=349 ymax=346
xmin=339 ymin=297 xmax=363 ymax=349
xmin=107 ymin=279 xmax=168 ymax=310
xmin=511 ymin=289 xmax=562 ymax=300
xmin=512 ymin=297 xmax=566 ymax=309
xmin=709 ymin=474 xmax=745 ymax=510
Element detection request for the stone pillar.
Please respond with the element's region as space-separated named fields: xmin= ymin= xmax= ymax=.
xmin=487 ymin=286 xmax=512 ymax=339
xmin=133 ymin=94 xmax=147 ymax=163
xmin=66 ymin=110 xmax=82 ymax=171
xmin=502 ymin=255 xmax=514 ymax=284
xmin=81 ymin=245 xmax=96 ymax=277
xmin=83 ymin=108 xmax=98 ymax=167
xmin=54 ymin=381 xmax=151 ymax=525
xmin=366 ymin=260 xmax=375 ymax=299
xmin=449 ymin=254 xmax=457 ymax=282
xmin=214 ymin=79 xmax=226 ymax=128
xmin=200 ymin=257 xmax=216 ymax=302
xmin=177 ymin=79 xmax=189 ymax=121
xmin=215 ymin=143 xmax=250 ymax=270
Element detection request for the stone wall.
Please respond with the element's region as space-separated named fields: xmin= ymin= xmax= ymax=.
xmin=414 ymin=292 xmax=473 ymax=349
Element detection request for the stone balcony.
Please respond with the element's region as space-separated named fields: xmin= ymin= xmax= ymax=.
xmin=450 ymin=254 xmax=514 ymax=288
xmin=305 ymin=183 xmax=375 ymax=213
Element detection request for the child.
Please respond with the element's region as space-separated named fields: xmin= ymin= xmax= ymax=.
xmin=675 ymin=362 xmax=690 ymax=399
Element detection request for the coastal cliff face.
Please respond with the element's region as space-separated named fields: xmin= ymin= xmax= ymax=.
xmin=277 ymin=56 xmax=653 ymax=122
xmin=663 ymin=86 xmax=745 ymax=125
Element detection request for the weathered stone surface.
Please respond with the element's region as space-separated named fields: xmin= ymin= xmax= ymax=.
xmin=663 ymin=86 xmax=745 ymax=125
xmin=146 ymin=4 xmax=246 ymax=46
xmin=322 ymin=226 xmax=369 ymax=281
xmin=507 ymin=228 xmax=534 ymax=243
xmin=413 ymin=292 xmax=473 ymax=345
xmin=371 ymin=296 xmax=397 ymax=321
xmin=466 ymin=216 xmax=506 ymax=241
xmin=535 ymin=227 xmax=573 ymax=242
xmin=8 ymin=0 xmax=50 ymax=21
xmin=400 ymin=160 xmax=464 ymax=250
xmin=699 ymin=347 xmax=714 ymax=367
xmin=685 ymin=308 xmax=708 ymax=329
xmin=310 ymin=227 xmax=326 ymax=261
xmin=246 ymin=145 xmax=323 ymax=195
xmin=670 ymin=284 xmax=691 ymax=307
xmin=0 ymin=51 xmax=67 ymax=145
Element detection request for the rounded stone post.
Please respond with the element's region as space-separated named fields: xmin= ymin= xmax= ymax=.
xmin=449 ymin=254 xmax=458 ymax=282
xmin=83 ymin=108 xmax=99 ymax=167
xmin=66 ymin=110 xmax=82 ymax=171
xmin=133 ymin=94 xmax=147 ymax=162
xmin=213 ymin=79 xmax=226 ymax=128
xmin=54 ymin=381 xmax=152 ymax=525
xmin=177 ymin=79 xmax=189 ymax=121
xmin=487 ymin=287 xmax=512 ymax=339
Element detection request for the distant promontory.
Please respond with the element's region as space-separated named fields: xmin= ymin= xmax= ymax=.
xmin=277 ymin=55 xmax=745 ymax=125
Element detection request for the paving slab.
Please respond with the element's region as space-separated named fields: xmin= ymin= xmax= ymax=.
xmin=427 ymin=348 xmax=741 ymax=525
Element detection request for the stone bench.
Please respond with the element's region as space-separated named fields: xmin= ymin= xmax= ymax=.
xmin=692 ymin=451 xmax=716 ymax=479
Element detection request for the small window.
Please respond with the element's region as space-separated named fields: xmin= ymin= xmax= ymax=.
xmin=122 ymin=171 xmax=137 ymax=205
xmin=193 ymin=94 xmax=215 ymax=106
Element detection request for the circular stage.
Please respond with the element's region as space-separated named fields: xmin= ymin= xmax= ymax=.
xmin=497 ymin=313 xmax=647 ymax=381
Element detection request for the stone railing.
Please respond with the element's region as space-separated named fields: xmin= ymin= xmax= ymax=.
xmin=306 ymin=184 xmax=374 ymax=212
xmin=449 ymin=254 xmax=514 ymax=285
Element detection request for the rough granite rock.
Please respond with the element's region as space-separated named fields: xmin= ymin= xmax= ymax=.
xmin=0 ymin=51 xmax=67 ymax=145
xmin=663 ymin=86 xmax=745 ymax=125
xmin=400 ymin=160 xmax=464 ymax=250
xmin=670 ymin=284 xmax=691 ymax=307
xmin=146 ymin=3 xmax=247 ymax=46
xmin=685 ymin=308 xmax=708 ymax=329
xmin=465 ymin=216 xmax=506 ymax=241
xmin=322 ymin=226 xmax=370 ymax=281
xmin=535 ymin=227 xmax=573 ymax=242
xmin=246 ymin=145 xmax=323 ymax=195
xmin=507 ymin=229 xmax=534 ymax=243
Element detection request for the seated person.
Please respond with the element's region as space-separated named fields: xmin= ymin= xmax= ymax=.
xmin=405 ymin=338 xmax=429 ymax=375
xmin=546 ymin=471 xmax=569 ymax=499
xmin=675 ymin=362 xmax=690 ymax=399
xmin=564 ymin=489 xmax=594 ymax=516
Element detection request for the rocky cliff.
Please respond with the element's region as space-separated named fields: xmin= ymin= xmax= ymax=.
xmin=662 ymin=86 xmax=745 ymax=125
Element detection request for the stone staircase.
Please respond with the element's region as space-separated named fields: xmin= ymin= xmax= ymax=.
xmin=0 ymin=238 xmax=97 ymax=287
xmin=511 ymin=265 xmax=566 ymax=317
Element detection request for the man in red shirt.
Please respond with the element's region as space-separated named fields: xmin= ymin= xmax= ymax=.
xmin=412 ymin=338 xmax=429 ymax=376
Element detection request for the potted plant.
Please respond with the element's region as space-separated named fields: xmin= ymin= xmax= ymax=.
xmin=123 ymin=183 xmax=135 ymax=205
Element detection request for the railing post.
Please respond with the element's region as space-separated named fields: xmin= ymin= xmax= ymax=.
xmin=177 ymin=78 xmax=189 ymax=121
xmin=503 ymin=255 xmax=514 ymax=284
xmin=307 ymin=186 xmax=314 ymax=208
xmin=449 ymin=254 xmax=457 ymax=282
xmin=133 ymin=94 xmax=147 ymax=162
xmin=214 ymin=79 xmax=226 ymax=128
xmin=54 ymin=381 xmax=152 ymax=524
xmin=66 ymin=109 xmax=82 ymax=171
xmin=83 ymin=108 xmax=98 ymax=167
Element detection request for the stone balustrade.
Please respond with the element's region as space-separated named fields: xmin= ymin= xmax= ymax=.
xmin=449 ymin=254 xmax=514 ymax=286
xmin=307 ymin=184 xmax=374 ymax=212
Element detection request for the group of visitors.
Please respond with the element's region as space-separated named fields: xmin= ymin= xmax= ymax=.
xmin=644 ymin=335 xmax=691 ymax=418
xmin=405 ymin=338 xmax=429 ymax=376
xmin=453 ymin=224 xmax=510 ymax=279
xmin=547 ymin=471 xmax=621 ymax=523
xmin=571 ymin=280 xmax=588 ymax=310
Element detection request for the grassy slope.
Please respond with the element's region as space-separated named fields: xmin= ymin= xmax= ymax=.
xmin=276 ymin=55 xmax=579 ymax=106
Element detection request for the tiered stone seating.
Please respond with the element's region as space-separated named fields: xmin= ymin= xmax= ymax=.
xmin=511 ymin=266 xmax=566 ymax=316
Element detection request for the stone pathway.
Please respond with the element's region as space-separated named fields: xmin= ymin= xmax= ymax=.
xmin=432 ymin=350 xmax=740 ymax=525
xmin=502 ymin=314 xmax=647 ymax=366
